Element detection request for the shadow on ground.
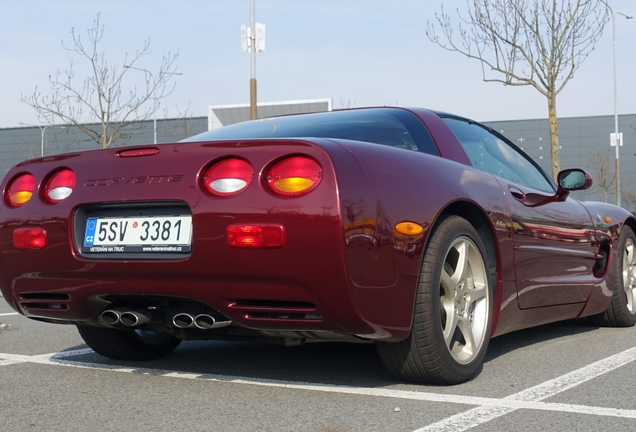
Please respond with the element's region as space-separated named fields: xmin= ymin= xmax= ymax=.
xmin=59 ymin=318 xmax=601 ymax=388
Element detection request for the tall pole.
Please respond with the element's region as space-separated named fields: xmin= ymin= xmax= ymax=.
xmin=612 ymin=11 xmax=620 ymax=207
xmin=249 ymin=0 xmax=257 ymax=120
xmin=604 ymin=1 xmax=633 ymax=207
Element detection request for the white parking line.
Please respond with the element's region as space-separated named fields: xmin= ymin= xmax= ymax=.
xmin=2 ymin=345 xmax=636 ymax=428
xmin=0 ymin=312 xmax=19 ymax=317
xmin=415 ymin=345 xmax=636 ymax=431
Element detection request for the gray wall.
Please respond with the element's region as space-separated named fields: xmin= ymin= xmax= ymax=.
xmin=0 ymin=117 xmax=208 ymax=177
xmin=483 ymin=114 xmax=636 ymax=210
xmin=2 ymin=112 xmax=635 ymax=211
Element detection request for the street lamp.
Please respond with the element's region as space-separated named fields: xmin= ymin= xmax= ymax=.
xmin=240 ymin=0 xmax=266 ymax=120
xmin=124 ymin=65 xmax=182 ymax=144
xmin=19 ymin=123 xmax=67 ymax=157
xmin=603 ymin=2 xmax=633 ymax=207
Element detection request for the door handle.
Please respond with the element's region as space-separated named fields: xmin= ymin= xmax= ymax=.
xmin=508 ymin=186 xmax=526 ymax=202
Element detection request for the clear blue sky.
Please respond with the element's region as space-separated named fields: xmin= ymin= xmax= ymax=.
xmin=2 ymin=0 xmax=635 ymax=129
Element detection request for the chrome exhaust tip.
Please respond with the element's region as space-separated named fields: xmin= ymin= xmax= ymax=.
xmin=172 ymin=313 xmax=195 ymax=328
xmin=194 ymin=314 xmax=232 ymax=329
xmin=100 ymin=309 xmax=122 ymax=325
xmin=120 ymin=309 xmax=152 ymax=327
xmin=193 ymin=314 xmax=216 ymax=329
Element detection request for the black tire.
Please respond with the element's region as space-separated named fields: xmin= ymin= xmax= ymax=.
xmin=590 ymin=225 xmax=636 ymax=327
xmin=77 ymin=325 xmax=181 ymax=361
xmin=376 ymin=215 xmax=493 ymax=385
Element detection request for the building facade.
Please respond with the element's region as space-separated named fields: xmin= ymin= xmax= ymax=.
xmin=485 ymin=114 xmax=636 ymax=210
xmin=1 ymin=106 xmax=634 ymax=211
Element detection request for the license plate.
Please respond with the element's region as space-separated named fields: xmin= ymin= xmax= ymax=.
xmin=83 ymin=215 xmax=192 ymax=253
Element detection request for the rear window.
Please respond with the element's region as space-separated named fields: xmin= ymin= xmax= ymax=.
xmin=184 ymin=108 xmax=440 ymax=156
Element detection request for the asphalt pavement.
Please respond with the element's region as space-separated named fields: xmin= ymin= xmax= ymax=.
xmin=2 ymin=295 xmax=636 ymax=432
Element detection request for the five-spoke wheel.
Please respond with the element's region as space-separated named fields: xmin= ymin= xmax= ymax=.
xmin=376 ymin=215 xmax=493 ymax=384
xmin=622 ymin=236 xmax=636 ymax=314
xmin=439 ymin=236 xmax=490 ymax=365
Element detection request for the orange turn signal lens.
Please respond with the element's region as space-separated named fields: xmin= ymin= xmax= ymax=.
xmin=6 ymin=173 xmax=36 ymax=208
xmin=267 ymin=156 xmax=322 ymax=197
xmin=395 ymin=222 xmax=423 ymax=236
xmin=273 ymin=177 xmax=315 ymax=193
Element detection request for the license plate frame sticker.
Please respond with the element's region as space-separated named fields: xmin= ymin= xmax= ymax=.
xmin=83 ymin=215 xmax=192 ymax=253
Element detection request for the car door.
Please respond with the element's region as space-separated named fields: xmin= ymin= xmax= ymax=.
xmin=442 ymin=117 xmax=597 ymax=309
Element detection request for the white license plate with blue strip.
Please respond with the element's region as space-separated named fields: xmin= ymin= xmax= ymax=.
xmin=83 ymin=215 xmax=192 ymax=253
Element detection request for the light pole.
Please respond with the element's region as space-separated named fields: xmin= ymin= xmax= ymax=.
xmin=19 ymin=123 xmax=67 ymax=157
xmin=250 ymin=0 xmax=257 ymax=120
xmin=124 ymin=65 xmax=182 ymax=144
xmin=604 ymin=2 xmax=633 ymax=207
xmin=241 ymin=0 xmax=265 ymax=120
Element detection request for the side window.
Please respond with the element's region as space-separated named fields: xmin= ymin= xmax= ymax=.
xmin=442 ymin=118 xmax=555 ymax=193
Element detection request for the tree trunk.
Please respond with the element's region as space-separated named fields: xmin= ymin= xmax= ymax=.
xmin=548 ymin=94 xmax=560 ymax=180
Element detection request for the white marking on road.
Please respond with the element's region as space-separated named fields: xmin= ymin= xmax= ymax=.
xmin=414 ymin=345 xmax=636 ymax=431
xmin=0 ymin=312 xmax=19 ymax=317
xmin=1 ymin=346 xmax=636 ymax=425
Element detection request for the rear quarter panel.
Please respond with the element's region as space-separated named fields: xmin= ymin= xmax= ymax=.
xmin=327 ymin=139 xmax=514 ymax=339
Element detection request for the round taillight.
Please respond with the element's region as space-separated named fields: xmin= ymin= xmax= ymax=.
xmin=43 ymin=169 xmax=76 ymax=204
xmin=267 ymin=156 xmax=322 ymax=197
xmin=202 ymin=158 xmax=254 ymax=197
xmin=5 ymin=173 xmax=36 ymax=208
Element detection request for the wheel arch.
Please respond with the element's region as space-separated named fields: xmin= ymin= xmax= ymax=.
xmin=623 ymin=215 xmax=636 ymax=238
xmin=433 ymin=200 xmax=502 ymax=333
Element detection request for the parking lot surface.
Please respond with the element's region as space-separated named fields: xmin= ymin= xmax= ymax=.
xmin=2 ymin=296 xmax=636 ymax=431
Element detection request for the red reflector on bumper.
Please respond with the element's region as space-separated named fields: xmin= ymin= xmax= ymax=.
xmin=13 ymin=227 xmax=47 ymax=249
xmin=227 ymin=224 xmax=285 ymax=248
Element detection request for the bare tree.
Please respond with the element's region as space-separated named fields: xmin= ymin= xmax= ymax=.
xmin=161 ymin=104 xmax=206 ymax=142
xmin=586 ymin=148 xmax=615 ymax=202
xmin=426 ymin=0 xmax=609 ymax=179
xmin=339 ymin=98 xmax=357 ymax=109
xmin=21 ymin=13 xmax=179 ymax=149
xmin=622 ymin=187 xmax=636 ymax=215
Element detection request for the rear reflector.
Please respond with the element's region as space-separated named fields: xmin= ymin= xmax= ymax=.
xmin=43 ymin=169 xmax=76 ymax=204
xmin=5 ymin=173 xmax=36 ymax=207
xmin=13 ymin=227 xmax=47 ymax=249
xmin=203 ymin=158 xmax=254 ymax=197
xmin=227 ymin=224 xmax=285 ymax=248
xmin=267 ymin=156 xmax=322 ymax=197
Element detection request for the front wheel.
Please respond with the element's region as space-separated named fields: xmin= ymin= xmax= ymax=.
xmin=376 ymin=215 xmax=493 ymax=385
xmin=77 ymin=325 xmax=181 ymax=361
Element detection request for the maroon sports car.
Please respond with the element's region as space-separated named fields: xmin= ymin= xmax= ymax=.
xmin=1 ymin=107 xmax=635 ymax=385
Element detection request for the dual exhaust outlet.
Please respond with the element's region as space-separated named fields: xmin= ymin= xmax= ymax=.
xmin=101 ymin=308 xmax=151 ymax=327
xmin=100 ymin=308 xmax=231 ymax=330
xmin=172 ymin=312 xmax=231 ymax=330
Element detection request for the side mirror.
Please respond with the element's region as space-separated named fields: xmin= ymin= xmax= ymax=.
xmin=557 ymin=169 xmax=593 ymax=191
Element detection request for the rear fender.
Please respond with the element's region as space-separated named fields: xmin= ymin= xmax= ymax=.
xmin=329 ymin=140 xmax=512 ymax=341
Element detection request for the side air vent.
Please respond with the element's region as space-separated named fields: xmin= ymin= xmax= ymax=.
xmin=19 ymin=293 xmax=70 ymax=310
xmin=247 ymin=311 xmax=323 ymax=320
xmin=233 ymin=299 xmax=315 ymax=309
xmin=229 ymin=299 xmax=323 ymax=321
